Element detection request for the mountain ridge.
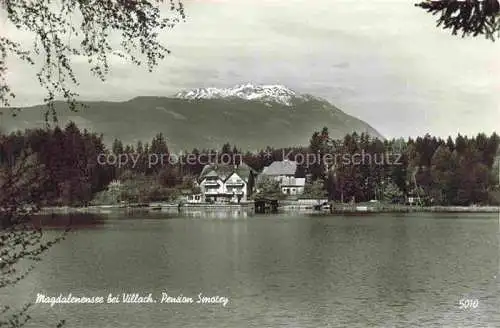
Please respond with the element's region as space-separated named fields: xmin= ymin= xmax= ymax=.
xmin=0 ymin=85 xmax=383 ymax=152
xmin=174 ymin=83 xmax=301 ymax=106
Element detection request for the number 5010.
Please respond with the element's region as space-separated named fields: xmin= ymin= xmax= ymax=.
xmin=459 ymin=299 xmax=479 ymax=309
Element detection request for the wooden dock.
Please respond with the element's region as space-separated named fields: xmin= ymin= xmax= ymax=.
xmin=254 ymin=198 xmax=279 ymax=213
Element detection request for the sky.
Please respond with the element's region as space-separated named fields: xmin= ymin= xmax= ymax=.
xmin=2 ymin=0 xmax=499 ymax=139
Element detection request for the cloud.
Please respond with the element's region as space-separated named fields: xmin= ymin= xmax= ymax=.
xmin=3 ymin=0 xmax=499 ymax=138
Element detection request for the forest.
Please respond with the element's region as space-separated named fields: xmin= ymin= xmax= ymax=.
xmin=0 ymin=122 xmax=499 ymax=207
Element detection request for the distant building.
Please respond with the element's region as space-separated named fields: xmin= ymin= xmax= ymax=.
xmin=198 ymin=162 xmax=257 ymax=203
xmin=186 ymin=194 xmax=203 ymax=203
xmin=177 ymin=187 xmax=203 ymax=204
xmin=260 ymin=160 xmax=305 ymax=195
xmin=107 ymin=180 xmax=122 ymax=192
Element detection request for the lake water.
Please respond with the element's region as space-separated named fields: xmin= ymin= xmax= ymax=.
xmin=2 ymin=211 xmax=499 ymax=327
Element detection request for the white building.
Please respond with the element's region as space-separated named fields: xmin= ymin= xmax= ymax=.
xmin=198 ymin=163 xmax=256 ymax=203
xmin=107 ymin=180 xmax=122 ymax=191
xmin=280 ymin=176 xmax=306 ymax=195
xmin=260 ymin=160 xmax=305 ymax=195
xmin=186 ymin=194 xmax=203 ymax=203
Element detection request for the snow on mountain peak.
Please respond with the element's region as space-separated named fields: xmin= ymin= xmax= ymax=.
xmin=174 ymin=83 xmax=299 ymax=105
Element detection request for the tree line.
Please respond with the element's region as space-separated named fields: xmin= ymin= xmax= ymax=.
xmin=304 ymin=128 xmax=500 ymax=205
xmin=0 ymin=122 xmax=499 ymax=207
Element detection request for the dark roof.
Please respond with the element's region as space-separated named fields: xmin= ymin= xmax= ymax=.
xmin=199 ymin=162 xmax=256 ymax=183
xmin=261 ymin=160 xmax=297 ymax=176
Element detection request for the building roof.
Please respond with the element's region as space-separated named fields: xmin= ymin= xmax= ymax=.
xmin=204 ymin=170 xmax=219 ymax=178
xmin=261 ymin=160 xmax=297 ymax=176
xmin=199 ymin=162 xmax=256 ymax=183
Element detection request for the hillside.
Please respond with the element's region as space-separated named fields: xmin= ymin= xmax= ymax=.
xmin=0 ymin=85 xmax=383 ymax=151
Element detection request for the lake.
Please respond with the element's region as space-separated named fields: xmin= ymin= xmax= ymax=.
xmin=2 ymin=211 xmax=499 ymax=327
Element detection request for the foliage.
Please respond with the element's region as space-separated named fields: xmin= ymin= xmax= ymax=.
xmin=304 ymin=128 xmax=500 ymax=206
xmin=1 ymin=122 xmax=114 ymax=206
xmin=430 ymin=145 xmax=454 ymax=204
xmin=303 ymin=179 xmax=327 ymax=199
xmin=416 ymin=0 xmax=500 ymax=41
xmin=1 ymin=1 xmax=186 ymax=326
xmin=158 ymin=166 xmax=182 ymax=187
xmin=0 ymin=123 xmax=110 ymax=327
xmin=0 ymin=124 xmax=498 ymax=328
xmin=119 ymin=174 xmax=173 ymax=203
xmin=91 ymin=188 xmax=121 ymax=205
xmin=254 ymin=176 xmax=285 ymax=200
xmin=383 ymin=181 xmax=404 ymax=202
xmin=4 ymin=125 xmax=498 ymax=208
xmin=0 ymin=148 xmax=69 ymax=328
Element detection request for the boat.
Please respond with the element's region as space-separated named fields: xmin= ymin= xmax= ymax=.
xmin=355 ymin=206 xmax=369 ymax=212
xmin=149 ymin=202 xmax=174 ymax=211
xmin=314 ymin=202 xmax=331 ymax=211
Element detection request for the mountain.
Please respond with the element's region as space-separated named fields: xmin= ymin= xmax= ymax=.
xmin=175 ymin=83 xmax=298 ymax=106
xmin=0 ymin=84 xmax=383 ymax=152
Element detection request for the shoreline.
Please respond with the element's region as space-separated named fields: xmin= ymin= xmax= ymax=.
xmin=36 ymin=203 xmax=500 ymax=215
xmin=328 ymin=205 xmax=500 ymax=214
xmin=38 ymin=202 xmax=255 ymax=215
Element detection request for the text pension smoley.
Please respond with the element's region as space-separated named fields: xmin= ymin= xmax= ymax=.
xmin=35 ymin=292 xmax=229 ymax=307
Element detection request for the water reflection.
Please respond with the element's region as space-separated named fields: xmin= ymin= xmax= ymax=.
xmin=31 ymin=213 xmax=106 ymax=229
xmin=4 ymin=213 xmax=499 ymax=328
xmin=179 ymin=209 xmax=251 ymax=219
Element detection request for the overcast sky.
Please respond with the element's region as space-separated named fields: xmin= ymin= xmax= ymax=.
xmin=2 ymin=0 xmax=499 ymax=138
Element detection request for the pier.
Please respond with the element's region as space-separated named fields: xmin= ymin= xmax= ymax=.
xmin=254 ymin=198 xmax=279 ymax=213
